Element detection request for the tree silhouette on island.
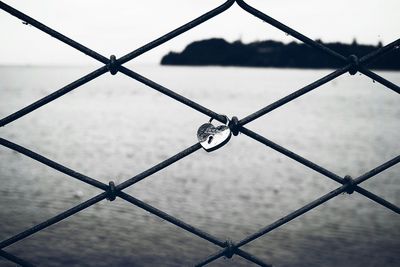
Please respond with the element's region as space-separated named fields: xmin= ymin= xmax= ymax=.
xmin=161 ymin=38 xmax=399 ymax=70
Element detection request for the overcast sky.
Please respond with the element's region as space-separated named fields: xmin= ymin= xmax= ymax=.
xmin=1 ymin=0 xmax=399 ymax=65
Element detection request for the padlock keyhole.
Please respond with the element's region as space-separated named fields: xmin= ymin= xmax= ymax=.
xmin=208 ymin=136 xmax=213 ymax=144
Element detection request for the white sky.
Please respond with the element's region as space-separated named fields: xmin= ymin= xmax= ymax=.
xmin=0 ymin=0 xmax=399 ymax=65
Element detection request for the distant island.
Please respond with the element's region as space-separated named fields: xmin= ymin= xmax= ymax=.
xmin=161 ymin=38 xmax=399 ymax=70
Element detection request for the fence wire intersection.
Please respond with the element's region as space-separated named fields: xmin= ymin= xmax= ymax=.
xmin=0 ymin=0 xmax=399 ymax=266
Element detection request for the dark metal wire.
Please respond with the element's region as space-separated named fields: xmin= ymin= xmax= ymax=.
xmin=239 ymin=127 xmax=400 ymax=214
xmin=118 ymin=67 xmax=227 ymax=123
xmin=0 ymin=0 xmax=398 ymax=266
xmin=238 ymin=155 xmax=400 ymax=247
xmin=239 ymin=66 xmax=350 ymax=126
xmin=235 ymin=0 xmax=400 ymax=94
xmin=0 ymin=250 xmax=36 ymax=267
xmin=0 ymin=138 xmax=108 ymax=190
xmin=0 ymin=138 xmax=267 ymax=265
xmin=0 ymin=193 xmax=107 ymax=250
xmin=0 ymin=0 xmax=231 ymax=126
xmin=117 ymin=0 xmax=236 ymax=64
xmin=0 ymin=66 xmax=108 ymax=127
xmin=199 ymin=155 xmax=400 ymax=263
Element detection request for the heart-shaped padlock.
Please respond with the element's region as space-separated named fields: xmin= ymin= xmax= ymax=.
xmin=197 ymin=117 xmax=232 ymax=152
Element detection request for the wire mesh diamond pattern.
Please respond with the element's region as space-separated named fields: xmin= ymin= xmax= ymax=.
xmin=0 ymin=0 xmax=399 ymax=266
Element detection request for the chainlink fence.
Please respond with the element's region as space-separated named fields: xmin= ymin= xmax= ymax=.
xmin=0 ymin=0 xmax=399 ymax=266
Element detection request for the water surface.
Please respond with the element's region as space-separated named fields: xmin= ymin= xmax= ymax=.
xmin=0 ymin=65 xmax=399 ymax=266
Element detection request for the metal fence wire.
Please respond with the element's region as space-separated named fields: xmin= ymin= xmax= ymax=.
xmin=0 ymin=0 xmax=399 ymax=266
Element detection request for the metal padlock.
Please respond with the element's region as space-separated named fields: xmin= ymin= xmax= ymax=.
xmin=197 ymin=116 xmax=232 ymax=152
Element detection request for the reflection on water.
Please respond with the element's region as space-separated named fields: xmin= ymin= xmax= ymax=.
xmin=0 ymin=65 xmax=399 ymax=267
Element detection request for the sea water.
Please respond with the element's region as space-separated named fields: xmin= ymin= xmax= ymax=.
xmin=0 ymin=65 xmax=399 ymax=266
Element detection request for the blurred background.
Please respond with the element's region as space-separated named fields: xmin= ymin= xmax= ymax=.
xmin=0 ymin=1 xmax=399 ymax=266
